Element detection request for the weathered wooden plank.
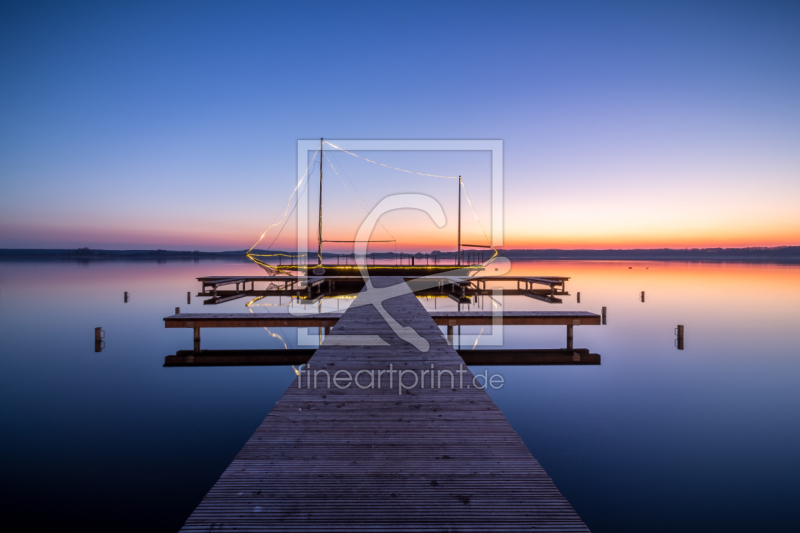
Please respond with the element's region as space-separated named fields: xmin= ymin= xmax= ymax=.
xmin=164 ymin=312 xmax=344 ymax=328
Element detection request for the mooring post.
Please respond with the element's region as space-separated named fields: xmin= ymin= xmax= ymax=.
xmin=577 ymin=292 xmax=581 ymax=303
xmin=187 ymin=291 xmax=191 ymax=304
xmin=566 ymin=324 xmax=574 ymax=353
xmin=193 ymin=327 xmax=201 ymax=353
xmin=175 ymin=307 xmax=180 ymax=314
xmin=94 ymin=330 xmax=105 ymax=351
xmin=676 ymin=325 xmax=685 ymax=350
xmin=124 ymin=291 xmax=129 ymax=303
xmin=602 ymin=306 xmax=607 ymax=325
xmin=641 ymin=291 xmax=645 ymax=302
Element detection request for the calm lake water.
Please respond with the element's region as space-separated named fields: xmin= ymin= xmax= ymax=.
xmin=1 ymin=258 xmax=799 ymax=532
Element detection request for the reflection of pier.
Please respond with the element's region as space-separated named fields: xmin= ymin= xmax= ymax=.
xmin=197 ymin=275 xmax=571 ymax=305
xmin=165 ymin=348 xmax=600 ymax=366
xmin=173 ymin=276 xmax=590 ymax=532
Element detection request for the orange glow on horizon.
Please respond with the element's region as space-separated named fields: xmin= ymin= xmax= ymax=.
xmin=4 ymin=212 xmax=797 ymax=252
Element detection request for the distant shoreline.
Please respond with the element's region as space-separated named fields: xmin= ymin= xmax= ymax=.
xmin=1 ymin=247 xmax=799 ymax=264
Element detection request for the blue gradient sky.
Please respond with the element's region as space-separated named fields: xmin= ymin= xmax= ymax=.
xmin=1 ymin=0 xmax=798 ymax=251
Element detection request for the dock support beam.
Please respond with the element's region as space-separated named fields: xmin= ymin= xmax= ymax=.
xmin=193 ymin=327 xmax=201 ymax=353
xmin=566 ymin=324 xmax=573 ymax=353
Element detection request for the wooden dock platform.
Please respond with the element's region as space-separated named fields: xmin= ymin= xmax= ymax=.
xmin=178 ymin=276 xmax=589 ymax=532
xmin=195 ymin=275 xmax=571 ymax=305
xmin=164 ymin=310 xmax=599 ymax=328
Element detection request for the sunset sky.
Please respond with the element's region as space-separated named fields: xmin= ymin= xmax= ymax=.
xmin=1 ymin=0 xmax=798 ymax=252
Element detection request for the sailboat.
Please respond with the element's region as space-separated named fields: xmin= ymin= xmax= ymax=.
xmin=248 ymin=138 xmax=496 ymax=277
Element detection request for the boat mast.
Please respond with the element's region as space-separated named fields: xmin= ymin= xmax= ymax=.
xmin=457 ymin=175 xmax=461 ymax=266
xmin=317 ymin=137 xmax=323 ymax=266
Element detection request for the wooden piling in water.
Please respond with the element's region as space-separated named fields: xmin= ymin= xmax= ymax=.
xmin=94 ymin=327 xmax=104 ymax=352
xmin=567 ymin=324 xmax=574 ymax=352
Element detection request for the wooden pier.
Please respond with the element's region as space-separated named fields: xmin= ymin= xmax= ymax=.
xmin=196 ymin=274 xmax=571 ymax=305
xmin=177 ymin=276 xmax=590 ymax=532
xmin=164 ymin=310 xmax=599 ymax=353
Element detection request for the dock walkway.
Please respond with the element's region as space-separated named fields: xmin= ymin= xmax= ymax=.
xmin=180 ymin=276 xmax=589 ymax=532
